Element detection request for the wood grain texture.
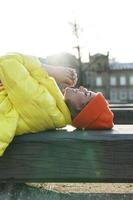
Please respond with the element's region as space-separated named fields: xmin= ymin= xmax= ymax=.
xmin=0 ymin=125 xmax=133 ymax=183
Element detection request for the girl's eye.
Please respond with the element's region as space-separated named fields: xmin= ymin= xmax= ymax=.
xmin=85 ymin=92 xmax=91 ymax=96
xmin=84 ymin=92 xmax=87 ymax=96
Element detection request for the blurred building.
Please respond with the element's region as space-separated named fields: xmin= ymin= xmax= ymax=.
xmin=82 ymin=53 xmax=133 ymax=103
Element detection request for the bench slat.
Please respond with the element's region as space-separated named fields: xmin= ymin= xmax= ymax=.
xmin=0 ymin=125 xmax=133 ymax=183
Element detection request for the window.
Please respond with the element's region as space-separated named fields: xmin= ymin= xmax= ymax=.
xmin=129 ymin=76 xmax=133 ymax=85
xmin=129 ymin=89 xmax=133 ymax=100
xmin=110 ymin=89 xmax=118 ymax=101
xmin=110 ymin=76 xmax=116 ymax=86
xmin=95 ymin=88 xmax=104 ymax=95
xmin=120 ymin=76 xmax=126 ymax=85
xmin=119 ymin=89 xmax=127 ymax=100
xmin=96 ymin=76 xmax=102 ymax=86
xmin=85 ymin=71 xmax=90 ymax=85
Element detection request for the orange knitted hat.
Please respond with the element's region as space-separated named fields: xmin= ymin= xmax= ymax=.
xmin=72 ymin=93 xmax=114 ymax=129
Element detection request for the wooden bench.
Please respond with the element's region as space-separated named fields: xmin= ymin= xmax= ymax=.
xmin=110 ymin=104 xmax=133 ymax=124
xmin=0 ymin=125 xmax=133 ymax=183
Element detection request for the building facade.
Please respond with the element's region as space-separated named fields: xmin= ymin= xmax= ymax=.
xmin=82 ymin=53 xmax=133 ymax=103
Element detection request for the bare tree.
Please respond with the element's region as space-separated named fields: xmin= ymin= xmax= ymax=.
xmin=69 ymin=20 xmax=83 ymax=85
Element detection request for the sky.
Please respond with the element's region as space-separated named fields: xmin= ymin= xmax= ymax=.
xmin=0 ymin=0 xmax=133 ymax=62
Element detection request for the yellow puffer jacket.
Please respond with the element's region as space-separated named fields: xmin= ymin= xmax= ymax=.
xmin=0 ymin=53 xmax=72 ymax=156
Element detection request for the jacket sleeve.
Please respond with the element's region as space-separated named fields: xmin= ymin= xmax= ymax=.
xmin=0 ymin=53 xmax=55 ymax=132
xmin=0 ymin=91 xmax=18 ymax=156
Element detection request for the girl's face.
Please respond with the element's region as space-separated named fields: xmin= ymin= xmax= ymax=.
xmin=64 ymin=86 xmax=96 ymax=111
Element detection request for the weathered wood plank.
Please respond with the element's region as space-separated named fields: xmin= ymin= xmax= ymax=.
xmin=0 ymin=125 xmax=133 ymax=183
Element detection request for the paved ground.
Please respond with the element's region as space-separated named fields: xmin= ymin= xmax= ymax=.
xmin=1 ymin=183 xmax=133 ymax=200
xmin=29 ymin=183 xmax=133 ymax=193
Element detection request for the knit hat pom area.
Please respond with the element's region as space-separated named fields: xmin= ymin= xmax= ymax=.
xmin=72 ymin=93 xmax=114 ymax=130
